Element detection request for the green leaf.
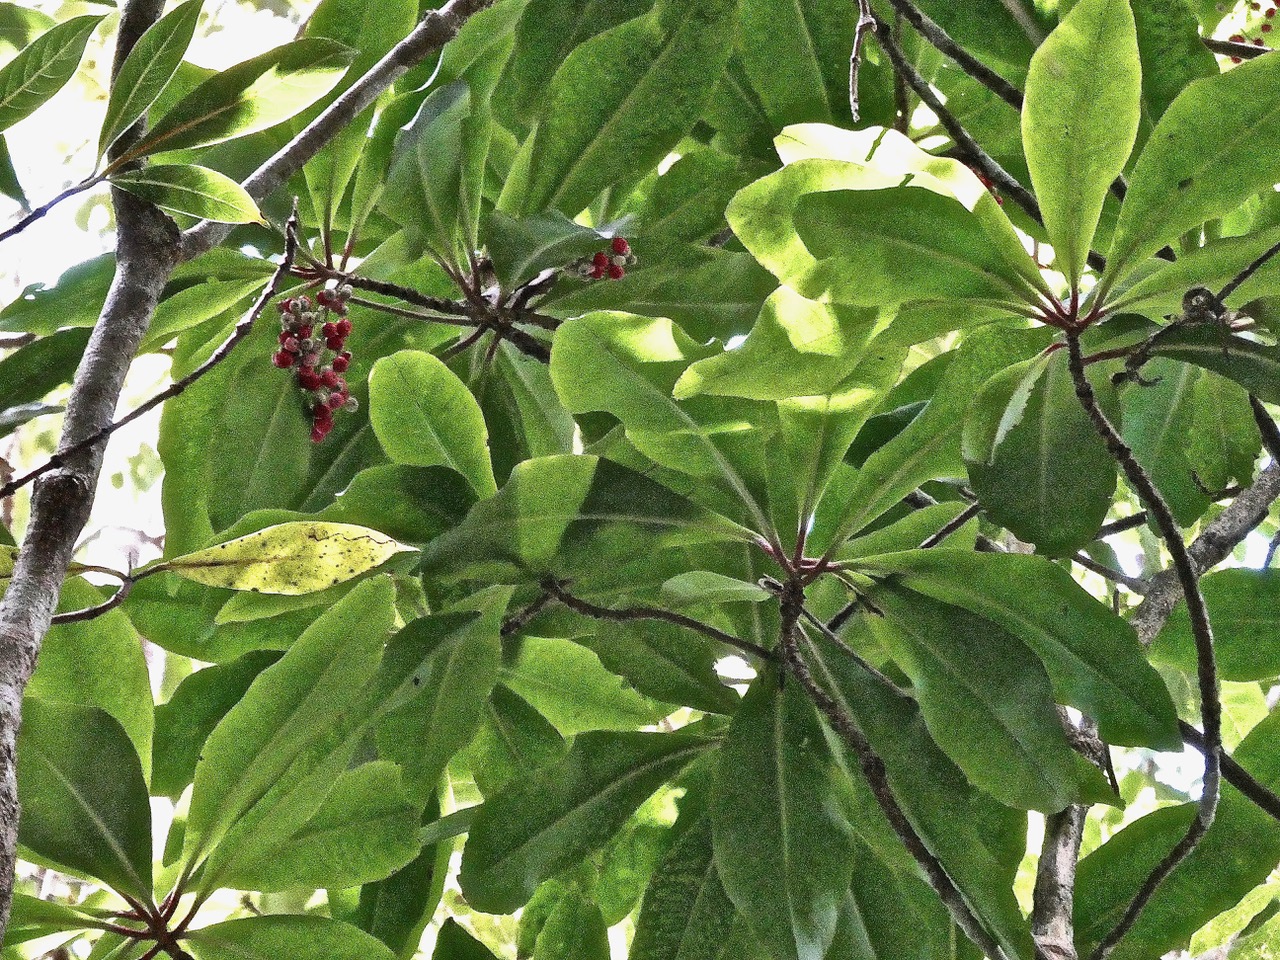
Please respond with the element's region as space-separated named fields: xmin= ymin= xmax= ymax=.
xmin=0 ymin=4 xmax=54 ymax=56
xmin=0 ymin=133 xmax=27 ymax=208
xmin=1022 ymin=0 xmax=1139 ymax=288
xmin=153 ymin=651 xmax=279 ymax=799
xmin=865 ymin=582 xmax=1103 ymax=812
xmin=630 ymin=813 xmax=736 ymax=960
xmin=215 ymin=761 xmax=421 ymax=891
xmin=184 ymin=916 xmax=397 ymax=960
xmin=628 ymin=148 xmax=763 ymax=243
xmin=964 ymin=350 xmax=1118 ymax=555
xmin=674 ymin=287 xmax=878 ymax=401
xmin=802 ymin=626 xmax=1034 ymax=960
xmin=17 ymin=699 xmax=151 ymax=900
xmin=466 ymin=686 xmax=568 ymax=798
xmin=1130 ymin=0 xmax=1217 ymax=141
xmin=459 ymin=729 xmax=710 ymax=912
xmin=712 ymin=672 xmax=854 ymax=960
xmin=380 ymin=80 xmax=490 ymax=266
xmin=661 ymin=571 xmax=770 ymax=605
xmin=354 ymin=806 xmax=452 ymax=959
xmin=28 ymin=578 xmax=155 ymax=778
xmin=852 ymin=550 xmax=1180 ymax=750
xmin=499 ymin=0 xmax=735 ymax=216
xmin=1103 ymin=52 xmax=1280 ymax=292
xmin=433 ymin=919 xmax=500 ymax=960
xmin=158 ymin=521 xmax=411 ymax=595
xmin=534 ymin=890 xmax=611 ymax=960
xmin=98 ymin=0 xmax=202 ymax=157
xmin=0 ymin=15 xmax=102 ymax=134
xmin=501 ymin=635 xmax=671 ymax=735
xmin=1144 ymin=325 xmax=1280 ymax=405
xmin=6 ymin=893 xmax=111 ymax=946
xmin=792 ymin=186 xmax=1043 ymax=310
xmin=482 ymin=209 xmax=614 ymax=293
xmin=0 ymin=328 xmax=87 ymax=439
xmin=132 ymin=38 xmax=354 ymax=157
xmin=181 ymin=578 xmax=395 ymax=869
xmin=420 ymin=455 xmax=752 ymax=585
xmin=109 ymin=164 xmax=262 ymax=223
xmin=320 ymin=464 xmax=476 ymax=545
xmin=376 ymin=602 xmax=504 ymax=801
xmin=368 ymin=350 xmax=497 ymax=497
xmin=1152 ymin=569 xmax=1280 ymax=682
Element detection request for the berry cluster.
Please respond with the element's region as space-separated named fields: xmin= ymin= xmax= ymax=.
xmin=271 ymin=285 xmax=358 ymax=443
xmin=565 ymin=236 xmax=638 ymax=281
xmin=1227 ymin=3 xmax=1276 ymax=61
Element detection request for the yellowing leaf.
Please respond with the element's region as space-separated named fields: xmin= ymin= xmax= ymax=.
xmin=158 ymin=522 xmax=411 ymax=595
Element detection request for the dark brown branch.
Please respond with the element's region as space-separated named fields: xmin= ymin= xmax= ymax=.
xmin=0 ymin=209 xmax=301 ymax=503
xmin=540 ymin=578 xmax=776 ymax=662
xmin=1220 ymin=238 xmax=1280 ymax=303
xmin=500 ymin=591 xmax=553 ymax=638
xmin=1251 ymin=396 xmax=1280 ymax=463
xmin=1096 ymin=513 xmax=1148 ymax=539
xmin=1203 ymin=37 xmax=1272 ymax=60
xmin=1066 ymin=333 xmax=1221 ymax=960
xmin=1180 ymin=719 xmax=1280 ymax=824
xmin=918 ymin=502 xmax=982 ymax=548
xmin=1072 ymin=553 xmax=1147 ymax=595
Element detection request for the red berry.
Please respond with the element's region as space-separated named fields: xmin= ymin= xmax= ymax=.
xmin=1256 ymin=36 xmax=1266 ymax=44
xmin=314 ymin=408 xmax=333 ymax=428
xmin=336 ymin=318 xmax=352 ymax=337
xmin=296 ymin=296 xmax=312 ymax=312
xmin=282 ymin=336 xmax=300 ymax=353
xmin=1269 ymin=8 xmax=1277 ymax=17
xmin=326 ymin=336 xmax=345 ymax=351
xmin=297 ymin=369 xmax=322 ymax=389
xmin=1231 ymin=33 xmax=1245 ymax=41
xmin=321 ymin=369 xmax=340 ymax=388
xmin=317 ymin=288 xmax=335 ymax=307
xmin=278 ymin=330 xmax=292 ymax=344
xmin=589 ymin=266 xmax=606 ymax=279
xmin=322 ymin=322 xmax=338 ymax=337
xmin=607 ymin=264 xmax=625 ymax=280
xmin=1263 ymin=22 xmax=1273 ymax=30
xmin=328 ymin=392 xmax=348 ymax=410
xmin=1232 ymin=55 xmax=1244 ymax=62
xmin=611 ymin=236 xmax=630 ymax=255
xmin=277 ymin=298 xmax=294 ymax=314
xmin=310 ymin=426 xmax=327 ymax=443
xmin=297 ymin=324 xmax=313 ymax=339
xmin=592 ymin=251 xmax=610 ymax=269
xmin=332 ymin=355 xmax=349 ymax=373
xmin=272 ymin=350 xmax=295 ymax=368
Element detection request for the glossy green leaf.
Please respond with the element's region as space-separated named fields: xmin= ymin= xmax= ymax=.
xmin=630 ymin=812 xmax=736 ymax=960
xmin=501 ymin=635 xmax=671 ymax=735
xmin=712 ymin=672 xmax=854 ymax=960
xmin=215 ymin=761 xmax=421 ymax=891
xmin=865 ymin=582 xmax=1103 ymax=812
xmin=420 ymin=455 xmax=753 ymax=585
xmin=1103 ymin=52 xmax=1280 ymax=292
xmin=629 ymin=148 xmax=763 ymax=243
xmin=369 ymin=350 xmax=497 ymax=497
xmin=459 ymin=729 xmax=710 ymax=912
xmin=1152 ymin=569 xmax=1280 ymax=681
xmin=853 ymin=550 xmax=1180 ymax=750
xmin=1144 ymin=325 xmax=1280 ymax=405
xmin=1022 ymin=0 xmax=1139 ymax=288
xmin=320 ymin=464 xmax=476 ymax=545
xmin=802 ymin=626 xmax=1034 ymax=960
xmin=0 ymin=4 xmax=54 ymax=56
xmin=499 ymin=0 xmax=735 ymax=215
xmin=964 ymin=350 xmax=1118 ymax=556
xmin=6 ymin=892 xmax=111 ymax=946
xmin=661 ymin=571 xmax=770 ymax=606
xmin=184 ymin=916 xmax=397 ymax=960
xmin=132 ymin=38 xmax=354 ymax=157
xmin=182 ymin=578 xmax=395 ymax=869
xmin=159 ymin=521 xmax=411 ymax=595
xmin=675 ymin=287 xmax=878 ymax=401
xmin=152 ymin=651 xmax=279 ymax=799
xmin=482 ymin=209 xmax=614 ymax=293
xmin=433 ymin=919 xmax=500 ymax=960
xmin=376 ymin=602 xmax=503 ymax=801
xmin=17 ymin=698 xmax=151 ymax=900
xmin=1130 ymin=0 xmax=1217 ymax=140
xmin=109 ymin=164 xmax=262 ymax=223
xmin=0 ymin=15 xmax=102 ymax=134
xmin=98 ymin=0 xmax=202 ymax=157
xmin=533 ymin=891 xmax=610 ymax=960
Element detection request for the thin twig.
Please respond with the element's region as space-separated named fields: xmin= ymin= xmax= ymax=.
xmin=0 ymin=206 xmax=302 ymax=503
xmin=796 ymin=604 xmax=902 ymax=692
xmin=919 ymin=502 xmax=982 ymax=548
xmin=849 ymin=1 xmax=877 ymax=122
xmin=345 ymin=295 xmax=473 ymax=327
xmin=1220 ymin=238 xmax=1280 ymax=303
xmin=500 ymin=591 xmax=553 ymax=638
xmin=541 ymin=578 xmax=776 ymax=663
xmin=1096 ymin=513 xmax=1148 ymax=538
xmin=1072 ymin=553 xmax=1148 ymax=595
xmin=1066 ymin=333 xmax=1220 ymax=960
xmin=884 ymin=0 xmax=1023 ymax=110
xmin=0 ymin=176 xmax=102 ymax=248
xmin=1180 ymin=719 xmax=1280 ymax=824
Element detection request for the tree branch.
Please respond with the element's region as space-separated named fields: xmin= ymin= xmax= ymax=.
xmin=1066 ymin=333 xmax=1221 ymax=960
xmin=849 ymin=1 xmax=877 ymax=121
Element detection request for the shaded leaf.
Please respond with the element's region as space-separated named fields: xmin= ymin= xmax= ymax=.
xmin=0 ymin=15 xmax=102 ymax=134
xmin=184 ymin=916 xmax=396 ymax=960
xmin=109 ymin=164 xmax=262 ymax=223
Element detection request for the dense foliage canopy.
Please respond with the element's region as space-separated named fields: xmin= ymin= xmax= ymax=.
xmin=5 ymin=0 xmax=1280 ymax=958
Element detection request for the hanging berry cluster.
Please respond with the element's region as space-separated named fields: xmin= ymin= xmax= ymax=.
xmin=564 ymin=236 xmax=638 ymax=281
xmin=1227 ymin=3 xmax=1276 ymax=61
xmin=271 ymin=284 xmax=357 ymax=443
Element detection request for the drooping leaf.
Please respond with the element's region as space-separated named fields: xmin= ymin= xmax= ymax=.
xmin=1103 ymin=52 xmax=1280 ymax=291
xmin=109 ymin=164 xmax=262 ymax=223
xmin=1022 ymin=0 xmax=1140 ymax=288
xmin=499 ymin=0 xmax=735 ymax=216
xmin=158 ymin=521 xmax=411 ymax=595
xmin=17 ymin=699 xmax=152 ymax=900
xmin=852 ymin=550 xmax=1181 ymax=750
xmin=0 ymin=15 xmax=103 ymax=134
xmin=98 ymin=0 xmax=202 ymax=157
xmin=711 ymin=671 xmax=854 ymax=960
xmin=459 ymin=729 xmax=710 ymax=912
xmin=1144 ymin=325 xmax=1280 ymax=405
xmin=130 ymin=38 xmax=354 ymax=157
xmin=183 ymin=916 xmax=397 ymax=960
xmin=963 ymin=350 xmax=1118 ymax=555
xmin=368 ymin=350 xmax=497 ymax=497
xmin=864 ymin=582 xmax=1106 ymax=812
